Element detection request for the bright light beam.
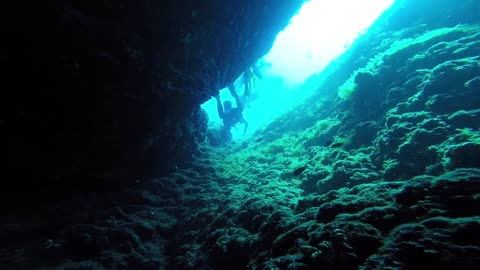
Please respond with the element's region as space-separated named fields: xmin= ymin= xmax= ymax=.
xmin=264 ymin=0 xmax=395 ymax=86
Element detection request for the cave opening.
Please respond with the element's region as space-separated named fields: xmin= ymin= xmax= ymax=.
xmin=201 ymin=0 xmax=394 ymax=142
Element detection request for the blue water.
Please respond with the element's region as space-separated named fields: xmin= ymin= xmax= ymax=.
xmin=202 ymin=0 xmax=395 ymax=142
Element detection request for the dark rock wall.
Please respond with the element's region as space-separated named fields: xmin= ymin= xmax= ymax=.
xmin=0 ymin=0 xmax=304 ymax=204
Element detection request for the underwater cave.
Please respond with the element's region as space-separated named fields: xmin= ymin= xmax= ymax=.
xmin=1 ymin=0 xmax=480 ymax=269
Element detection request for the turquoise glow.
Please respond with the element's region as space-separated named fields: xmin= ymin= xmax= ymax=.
xmin=202 ymin=0 xmax=394 ymax=141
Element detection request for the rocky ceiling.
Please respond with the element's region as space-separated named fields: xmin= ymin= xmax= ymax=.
xmin=0 ymin=1 xmax=304 ymax=206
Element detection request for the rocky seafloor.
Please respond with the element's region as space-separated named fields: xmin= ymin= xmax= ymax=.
xmin=2 ymin=7 xmax=480 ymax=270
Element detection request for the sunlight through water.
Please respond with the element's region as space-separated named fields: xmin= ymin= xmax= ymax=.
xmin=202 ymin=0 xmax=395 ymax=142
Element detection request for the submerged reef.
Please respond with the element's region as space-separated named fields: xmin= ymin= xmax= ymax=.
xmin=1 ymin=0 xmax=480 ymax=269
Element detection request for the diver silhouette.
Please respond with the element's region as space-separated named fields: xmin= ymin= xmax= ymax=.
xmin=214 ymin=84 xmax=248 ymax=141
xmin=243 ymin=63 xmax=263 ymax=97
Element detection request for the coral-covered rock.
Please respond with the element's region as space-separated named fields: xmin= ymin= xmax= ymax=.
xmin=447 ymin=142 xmax=480 ymax=169
xmin=362 ymin=217 xmax=480 ymax=269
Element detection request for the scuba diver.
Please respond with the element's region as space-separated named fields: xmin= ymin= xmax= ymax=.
xmin=242 ymin=62 xmax=264 ymax=108
xmin=243 ymin=63 xmax=263 ymax=97
xmin=208 ymin=60 xmax=264 ymax=145
xmin=214 ymin=84 xmax=248 ymax=141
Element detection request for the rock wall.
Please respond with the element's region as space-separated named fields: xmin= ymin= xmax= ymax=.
xmin=0 ymin=0 xmax=304 ymax=205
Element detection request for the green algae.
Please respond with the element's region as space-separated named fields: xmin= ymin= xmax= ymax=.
xmin=338 ymin=24 xmax=480 ymax=100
